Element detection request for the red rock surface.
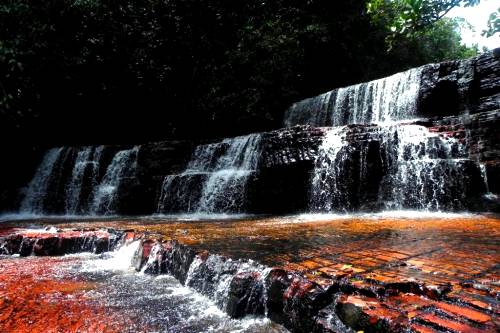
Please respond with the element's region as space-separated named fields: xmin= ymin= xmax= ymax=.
xmin=2 ymin=215 xmax=499 ymax=332
xmin=0 ymin=256 xmax=132 ymax=333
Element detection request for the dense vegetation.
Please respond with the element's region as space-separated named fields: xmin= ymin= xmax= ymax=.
xmin=0 ymin=0 xmax=483 ymax=146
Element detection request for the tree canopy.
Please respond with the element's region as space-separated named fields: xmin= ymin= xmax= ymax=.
xmin=0 ymin=0 xmax=482 ymax=146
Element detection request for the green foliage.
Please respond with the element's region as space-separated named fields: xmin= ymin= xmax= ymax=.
xmin=482 ymin=8 xmax=499 ymax=37
xmin=388 ymin=17 xmax=478 ymax=66
xmin=367 ymin=0 xmax=480 ymax=48
xmin=0 ymin=0 xmax=487 ymax=143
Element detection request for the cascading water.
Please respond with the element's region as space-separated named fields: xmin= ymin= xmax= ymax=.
xmin=157 ymin=134 xmax=261 ymax=214
xmin=303 ymin=65 xmax=487 ymax=212
xmin=198 ymin=134 xmax=261 ymax=213
xmin=91 ymin=146 xmax=139 ymax=215
xmin=19 ymin=145 xmax=138 ymax=216
xmin=65 ymin=146 xmax=105 ymax=214
xmin=74 ymin=239 xmax=286 ymax=333
xmin=20 ymin=148 xmax=64 ymax=214
xmin=284 ymin=67 xmax=423 ymax=127
xmin=383 ymin=125 xmax=471 ymax=211
xmin=310 ymin=123 xmax=486 ymax=212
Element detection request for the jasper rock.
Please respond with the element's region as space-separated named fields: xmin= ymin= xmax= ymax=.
xmin=313 ymin=303 xmax=356 ymax=333
xmin=132 ymin=239 xmax=156 ymax=271
xmin=265 ymin=268 xmax=335 ymax=332
xmin=226 ymin=271 xmax=266 ymax=318
xmin=0 ymin=234 xmax=23 ymax=255
xmin=0 ymin=229 xmax=120 ymax=257
xmin=336 ymin=295 xmax=410 ymax=333
xmin=33 ymin=236 xmax=60 ymax=256
xmin=19 ymin=238 xmax=36 ymax=256
xmin=162 ymin=241 xmax=196 ymax=284
xmin=92 ymin=237 xmax=110 ymax=254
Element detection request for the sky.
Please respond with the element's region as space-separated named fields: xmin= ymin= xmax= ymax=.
xmin=445 ymin=0 xmax=499 ymax=50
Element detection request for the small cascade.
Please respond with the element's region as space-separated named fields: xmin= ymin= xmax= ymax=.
xmin=479 ymin=163 xmax=498 ymax=200
xmin=65 ymin=146 xmax=105 ymax=214
xmin=157 ymin=134 xmax=261 ymax=214
xmin=82 ymin=239 xmax=141 ymax=272
xmin=20 ymin=145 xmax=139 ymax=216
xmin=311 ymin=124 xmax=479 ymax=212
xmin=284 ymin=67 xmax=423 ymax=127
xmin=139 ymin=241 xmax=270 ymax=318
xmin=382 ymin=125 xmax=470 ymax=211
xmin=91 ymin=146 xmax=139 ymax=215
xmin=310 ymin=128 xmax=349 ymax=212
xmin=20 ymin=148 xmax=64 ymax=214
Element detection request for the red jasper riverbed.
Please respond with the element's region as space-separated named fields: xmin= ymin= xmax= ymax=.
xmin=0 ymin=255 xmax=132 ymax=333
xmin=0 ymin=213 xmax=499 ymax=332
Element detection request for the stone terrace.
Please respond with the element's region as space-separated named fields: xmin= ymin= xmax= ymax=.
xmin=2 ymin=215 xmax=499 ymax=332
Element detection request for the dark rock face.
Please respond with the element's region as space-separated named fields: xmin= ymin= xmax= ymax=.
xmin=417 ymin=51 xmax=500 ymax=120
xmin=264 ymin=268 xmax=337 ymax=332
xmin=226 ymin=271 xmax=266 ymax=318
xmin=248 ymin=125 xmax=325 ymax=214
xmin=0 ymin=229 xmax=123 ymax=256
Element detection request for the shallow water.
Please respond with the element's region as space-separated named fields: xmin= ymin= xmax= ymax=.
xmin=78 ymin=245 xmax=287 ymax=332
xmin=0 ymin=247 xmax=287 ymax=333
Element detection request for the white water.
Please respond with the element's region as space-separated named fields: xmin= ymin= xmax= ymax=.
xmin=65 ymin=146 xmax=105 ymax=214
xmin=91 ymin=146 xmax=139 ymax=215
xmin=310 ymin=124 xmax=475 ymax=212
xmin=20 ymin=148 xmax=64 ymax=214
xmin=81 ymin=240 xmax=141 ymax=272
xmin=384 ymin=125 xmax=469 ymax=211
xmin=263 ymin=211 xmax=482 ymax=225
xmin=71 ymin=240 xmax=287 ymax=333
xmin=158 ymin=134 xmax=262 ymax=214
xmin=292 ymin=63 xmax=488 ymax=213
xmin=284 ymin=67 xmax=423 ymax=127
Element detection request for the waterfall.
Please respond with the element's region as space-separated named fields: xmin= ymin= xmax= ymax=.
xmin=310 ymin=128 xmax=349 ymax=212
xmin=310 ymin=124 xmax=475 ymax=212
xmin=20 ymin=148 xmax=64 ymax=214
xmin=197 ymin=134 xmax=261 ymax=213
xmin=383 ymin=125 xmax=470 ymax=211
xmin=284 ymin=67 xmax=423 ymax=127
xmin=65 ymin=146 xmax=105 ymax=214
xmin=91 ymin=146 xmax=139 ymax=215
xmin=157 ymin=134 xmax=261 ymax=214
xmin=19 ymin=145 xmax=139 ymax=216
xmin=298 ymin=65 xmax=484 ymax=212
xmin=65 ymin=147 xmax=93 ymax=214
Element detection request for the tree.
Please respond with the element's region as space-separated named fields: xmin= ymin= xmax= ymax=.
xmin=367 ymin=0 xmax=480 ymax=48
xmin=0 ymin=0 xmax=486 ymax=146
xmin=482 ymin=8 xmax=499 ymax=37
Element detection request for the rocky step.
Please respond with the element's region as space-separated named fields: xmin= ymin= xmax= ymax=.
xmin=1 ymin=227 xmax=497 ymax=333
xmin=127 ymin=233 xmax=498 ymax=333
xmin=0 ymin=228 xmax=124 ymax=256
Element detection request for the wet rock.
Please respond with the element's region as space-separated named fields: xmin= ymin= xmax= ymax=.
xmin=0 ymin=229 xmax=119 ymax=257
xmin=226 ymin=271 xmax=266 ymax=318
xmin=265 ymin=268 xmax=335 ymax=333
xmin=92 ymin=237 xmax=110 ymax=254
xmin=162 ymin=241 xmax=196 ymax=284
xmin=336 ymin=295 xmax=408 ymax=333
xmin=132 ymin=239 xmax=156 ymax=271
xmin=19 ymin=238 xmax=36 ymax=256
xmin=313 ymin=302 xmax=356 ymax=333
xmin=0 ymin=234 xmax=23 ymax=255
xmin=184 ymin=254 xmax=240 ymax=303
xmin=33 ymin=236 xmax=60 ymax=256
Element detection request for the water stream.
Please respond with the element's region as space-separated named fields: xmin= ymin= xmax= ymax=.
xmin=71 ymin=241 xmax=287 ymax=333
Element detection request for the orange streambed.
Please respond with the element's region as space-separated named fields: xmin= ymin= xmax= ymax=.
xmin=1 ymin=214 xmax=499 ymax=332
xmin=0 ymin=256 xmax=132 ymax=333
